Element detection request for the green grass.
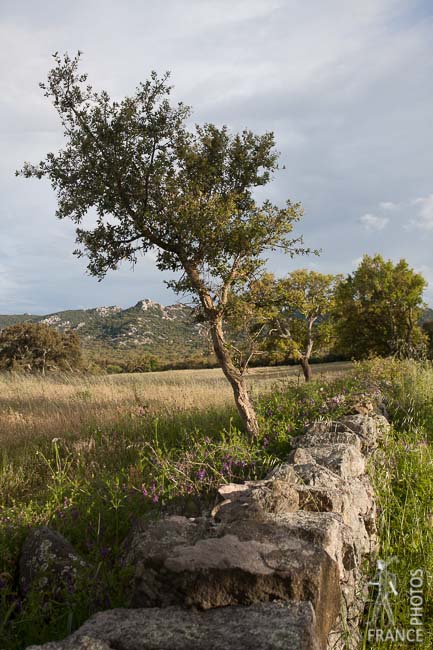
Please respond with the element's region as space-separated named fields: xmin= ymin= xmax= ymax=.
xmin=0 ymin=359 xmax=432 ymax=649
xmin=358 ymin=360 xmax=433 ymax=649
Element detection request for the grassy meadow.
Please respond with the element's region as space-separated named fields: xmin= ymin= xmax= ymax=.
xmin=0 ymin=361 xmax=351 ymax=450
xmin=0 ymin=359 xmax=432 ymax=649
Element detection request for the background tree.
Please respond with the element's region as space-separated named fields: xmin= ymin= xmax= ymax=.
xmin=421 ymin=320 xmax=433 ymax=359
xmin=0 ymin=323 xmax=82 ymax=374
xmin=239 ymin=270 xmax=339 ymax=382
xmin=18 ymin=52 xmax=308 ymax=435
xmin=333 ymin=254 xmax=427 ymax=359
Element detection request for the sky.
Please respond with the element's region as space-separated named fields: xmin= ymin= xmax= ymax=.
xmin=1 ymin=0 xmax=433 ymax=313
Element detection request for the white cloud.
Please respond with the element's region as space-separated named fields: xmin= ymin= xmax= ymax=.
xmin=359 ymin=213 xmax=390 ymax=231
xmin=379 ymin=201 xmax=400 ymax=210
xmin=412 ymin=194 xmax=433 ymax=230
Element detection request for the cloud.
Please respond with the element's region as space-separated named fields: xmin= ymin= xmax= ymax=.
xmin=412 ymin=194 xmax=433 ymax=230
xmin=379 ymin=201 xmax=400 ymax=210
xmin=359 ymin=213 xmax=390 ymax=231
xmin=1 ymin=1 xmax=433 ymax=312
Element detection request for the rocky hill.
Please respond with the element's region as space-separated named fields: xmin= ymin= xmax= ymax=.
xmin=0 ymin=300 xmax=209 ymax=360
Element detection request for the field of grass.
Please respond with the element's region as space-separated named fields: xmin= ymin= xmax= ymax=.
xmin=0 ymin=359 xmax=432 ymax=649
xmin=0 ymin=361 xmax=351 ymax=449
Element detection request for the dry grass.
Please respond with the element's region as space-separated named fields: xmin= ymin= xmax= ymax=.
xmin=0 ymin=361 xmax=351 ymax=448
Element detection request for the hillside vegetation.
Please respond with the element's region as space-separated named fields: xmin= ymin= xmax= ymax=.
xmin=0 ymin=300 xmax=212 ymax=372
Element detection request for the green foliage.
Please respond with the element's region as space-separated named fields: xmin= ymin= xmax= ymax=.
xmin=18 ymin=52 xmax=305 ymax=308
xmin=18 ymin=51 xmax=310 ymax=433
xmin=333 ymin=255 xmax=427 ymax=360
xmin=421 ymin=320 xmax=433 ymax=360
xmin=357 ymin=359 xmax=433 ymax=648
xmin=0 ymin=323 xmax=81 ymax=373
xmin=227 ymin=270 xmax=340 ymax=380
xmin=268 ymin=269 xmax=340 ymax=364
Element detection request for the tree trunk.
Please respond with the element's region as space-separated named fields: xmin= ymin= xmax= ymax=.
xmin=181 ymin=260 xmax=259 ymax=436
xmin=299 ymin=356 xmax=312 ymax=382
xmin=300 ymin=319 xmax=315 ymax=383
xmin=210 ymin=318 xmax=259 ymax=436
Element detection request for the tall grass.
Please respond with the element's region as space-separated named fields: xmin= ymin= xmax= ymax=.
xmin=359 ymin=359 xmax=433 ymax=648
xmin=0 ymin=363 xmax=352 ymax=649
xmin=1 ymin=359 xmax=432 ymax=649
xmin=0 ymin=363 xmax=350 ymax=451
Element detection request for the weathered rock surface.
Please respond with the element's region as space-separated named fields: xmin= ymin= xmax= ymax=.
xmin=291 ymin=429 xmax=362 ymax=451
xmin=123 ymin=515 xmax=213 ymax=568
xmin=19 ymin=526 xmax=89 ymax=597
xmin=273 ymin=461 xmax=343 ymax=488
xmin=132 ymin=527 xmax=340 ymax=642
xmin=211 ymin=478 xmax=299 ymax=523
xmin=297 ymin=444 xmax=365 ymax=479
xmin=26 ymin=602 xmax=322 ymax=650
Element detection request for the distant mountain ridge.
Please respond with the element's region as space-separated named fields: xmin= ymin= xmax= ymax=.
xmin=0 ymin=300 xmax=208 ymax=358
xmin=1 ymin=302 xmax=432 ymax=362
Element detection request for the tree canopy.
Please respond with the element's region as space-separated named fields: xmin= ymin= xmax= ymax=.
xmin=18 ymin=52 xmax=308 ymax=434
xmin=229 ymin=270 xmax=339 ymax=381
xmin=333 ymin=254 xmax=427 ymax=359
xmin=267 ymin=270 xmax=340 ymax=381
xmin=0 ymin=323 xmax=82 ymax=374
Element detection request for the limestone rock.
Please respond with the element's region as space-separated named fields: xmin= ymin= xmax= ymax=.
xmin=26 ymin=602 xmax=323 ymax=650
xmin=302 ymin=444 xmax=365 ymax=479
xmin=19 ymin=527 xmax=89 ymax=598
xmin=123 ymin=515 xmax=213 ymax=568
xmin=131 ymin=525 xmax=339 ymax=643
xmin=287 ymin=447 xmax=317 ymax=464
xmin=289 ymin=462 xmax=343 ymax=488
xmin=338 ymin=414 xmax=390 ymax=451
xmin=292 ymin=429 xmax=362 ymax=452
xmin=212 ymin=478 xmax=299 ymax=523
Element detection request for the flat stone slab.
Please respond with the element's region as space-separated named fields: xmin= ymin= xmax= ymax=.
xmin=212 ymin=478 xmax=299 ymax=523
xmin=26 ymin=602 xmax=323 ymax=650
xmin=123 ymin=515 xmax=213 ymax=567
xmin=291 ymin=430 xmax=362 ymax=452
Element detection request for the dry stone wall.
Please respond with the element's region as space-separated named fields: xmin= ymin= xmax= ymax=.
xmin=24 ymin=410 xmax=389 ymax=650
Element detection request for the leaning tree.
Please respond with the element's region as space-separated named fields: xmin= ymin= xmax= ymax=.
xmin=18 ymin=52 xmax=307 ymax=435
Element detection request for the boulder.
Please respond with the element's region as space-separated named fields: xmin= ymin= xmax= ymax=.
xmin=338 ymin=414 xmax=390 ymax=452
xmin=123 ymin=515 xmax=213 ymax=567
xmin=19 ymin=527 xmax=89 ymax=598
xmin=291 ymin=429 xmax=362 ymax=452
xmin=279 ymin=462 xmax=343 ymax=489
